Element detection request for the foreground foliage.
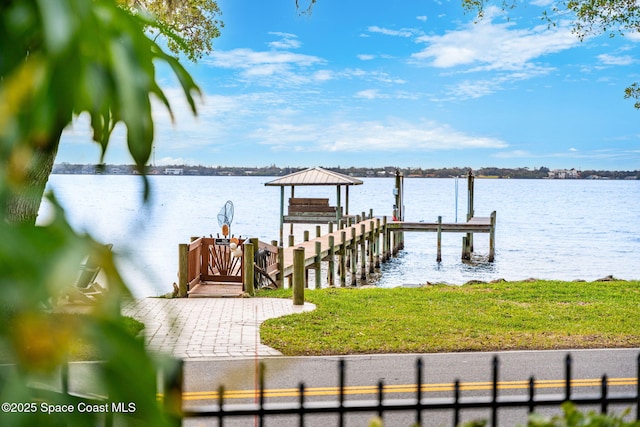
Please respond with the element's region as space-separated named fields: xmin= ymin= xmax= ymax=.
xmin=260 ymin=280 xmax=640 ymax=355
xmin=0 ymin=0 xmax=201 ymax=425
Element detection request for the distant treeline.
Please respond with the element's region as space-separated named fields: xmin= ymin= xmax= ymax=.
xmin=52 ymin=163 xmax=640 ymax=180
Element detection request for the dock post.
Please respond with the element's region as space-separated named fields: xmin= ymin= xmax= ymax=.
xmin=339 ymin=231 xmax=347 ymax=287
xmin=277 ymin=245 xmax=284 ymax=288
xmin=243 ymin=240 xmax=255 ymax=296
xmin=369 ymin=209 xmax=374 ymax=219
xmin=293 ymin=247 xmax=305 ymax=306
xmin=374 ymin=218 xmax=381 ymax=268
xmin=304 ymin=230 xmax=309 ymax=242
xmin=462 ymin=236 xmax=471 ymax=260
xmin=489 ymin=211 xmax=496 ymax=262
xmin=437 ymin=216 xmax=442 ymax=262
xmin=315 ymin=241 xmax=322 ymax=289
xmin=368 ymin=222 xmax=374 ymax=274
xmin=350 ymin=227 xmax=357 ymax=286
xmin=328 ymin=235 xmax=335 ymax=287
xmin=360 ymin=223 xmax=367 ymax=281
xmin=288 ymin=234 xmax=295 ymax=247
xmin=467 ymin=169 xmax=475 ymax=254
xmin=178 ymin=243 xmax=188 ymax=298
xmin=382 ymin=216 xmax=390 ymax=261
xmin=316 ymin=225 xmax=322 ymax=238
xmin=328 ymin=222 xmax=334 ymax=234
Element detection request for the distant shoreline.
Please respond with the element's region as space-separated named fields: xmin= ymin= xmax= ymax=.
xmin=52 ymin=164 xmax=640 ymax=180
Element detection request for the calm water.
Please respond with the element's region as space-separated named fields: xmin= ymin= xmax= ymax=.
xmin=41 ymin=175 xmax=640 ymax=297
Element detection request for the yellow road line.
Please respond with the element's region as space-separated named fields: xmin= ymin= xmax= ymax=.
xmin=179 ymin=378 xmax=638 ymax=402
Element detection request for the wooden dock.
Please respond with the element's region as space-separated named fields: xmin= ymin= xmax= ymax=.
xmin=179 ymin=170 xmax=497 ymax=298
xmin=188 ymin=282 xmax=244 ymax=298
xmin=277 ymin=211 xmax=496 ymax=290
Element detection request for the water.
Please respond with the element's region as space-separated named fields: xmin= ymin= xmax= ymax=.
xmin=40 ymin=175 xmax=640 ymax=297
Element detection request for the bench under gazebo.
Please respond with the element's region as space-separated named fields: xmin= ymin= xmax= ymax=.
xmin=265 ymin=167 xmax=363 ymax=245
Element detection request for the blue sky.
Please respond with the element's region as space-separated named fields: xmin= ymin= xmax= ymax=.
xmin=57 ymin=0 xmax=640 ymax=170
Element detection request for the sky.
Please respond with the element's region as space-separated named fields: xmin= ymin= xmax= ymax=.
xmin=57 ymin=0 xmax=640 ymax=170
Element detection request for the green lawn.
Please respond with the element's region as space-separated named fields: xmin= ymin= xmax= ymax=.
xmin=259 ymin=280 xmax=640 ymax=355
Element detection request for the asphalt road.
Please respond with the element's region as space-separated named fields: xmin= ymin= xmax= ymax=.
xmin=180 ymin=348 xmax=640 ymax=426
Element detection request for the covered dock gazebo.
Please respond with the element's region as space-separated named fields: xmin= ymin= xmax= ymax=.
xmin=265 ymin=167 xmax=363 ymax=245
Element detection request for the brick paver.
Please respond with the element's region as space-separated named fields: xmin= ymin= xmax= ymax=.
xmin=122 ymin=298 xmax=315 ymax=359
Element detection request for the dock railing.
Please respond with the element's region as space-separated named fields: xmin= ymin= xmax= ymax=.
xmin=178 ymin=237 xmax=279 ymax=296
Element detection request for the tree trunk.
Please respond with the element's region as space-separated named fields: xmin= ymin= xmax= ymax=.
xmin=5 ymin=135 xmax=61 ymax=225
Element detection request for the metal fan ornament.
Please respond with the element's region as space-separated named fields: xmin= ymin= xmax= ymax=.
xmin=217 ymin=200 xmax=234 ymax=237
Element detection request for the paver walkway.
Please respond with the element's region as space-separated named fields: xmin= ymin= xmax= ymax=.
xmin=122 ymin=298 xmax=315 ymax=359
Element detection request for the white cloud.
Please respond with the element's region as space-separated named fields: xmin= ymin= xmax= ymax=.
xmin=440 ymin=65 xmax=551 ymax=100
xmin=530 ymin=0 xmax=554 ymax=6
xmin=250 ymin=117 xmax=508 ymax=152
xmin=204 ymin=48 xmax=326 ymax=86
xmin=368 ymin=26 xmax=417 ymax=38
xmin=207 ymin=49 xmax=323 ymax=69
xmin=268 ymin=32 xmax=301 ymax=49
xmin=358 ymin=54 xmax=376 ymax=61
xmin=354 ymin=89 xmax=386 ymax=99
xmin=598 ymin=53 xmax=635 ymax=66
xmin=416 ymin=16 xmax=428 ymax=22
xmin=412 ymin=10 xmax=579 ymax=72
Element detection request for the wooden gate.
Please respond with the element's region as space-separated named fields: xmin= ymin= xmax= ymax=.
xmin=187 ymin=237 xmax=244 ymax=287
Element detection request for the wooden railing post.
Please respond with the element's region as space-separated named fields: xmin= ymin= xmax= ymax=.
xmin=382 ymin=216 xmax=390 ymax=261
xmin=339 ymin=231 xmax=347 ymax=287
xmin=350 ymin=227 xmax=357 ymax=286
xmin=178 ymin=244 xmax=188 ymax=298
xmin=360 ymin=223 xmax=367 ymax=281
xmin=437 ymin=216 xmax=442 ymax=262
xmin=328 ymin=235 xmax=335 ymax=287
xmin=489 ymin=211 xmax=497 ymax=262
xmin=315 ymin=241 xmax=322 ymax=289
xmin=277 ymin=246 xmax=284 ymax=288
xmin=374 ymin=218 xmax=381 ymax=268
xmin=293 ymin=247 xmax=305 ymax=305
xmin=243 ymin=240 xmax=255 ymax=295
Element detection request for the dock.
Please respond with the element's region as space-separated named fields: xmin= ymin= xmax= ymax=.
xmin=177 ymin=168 xmax=497 ymax=299
xmin=277 ymin=212 xmax=496 ymax=291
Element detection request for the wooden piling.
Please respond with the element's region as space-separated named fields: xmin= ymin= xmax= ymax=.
xmin=243 ymin=240 xmax=255 ymax=295
xmin=489 ymin=211 xmax=496 ymax=262
xmin=339 ymin=230 xmax=346 ymax=287
xmin=360 ymin=223 xmax=367 ymax=281
xmin=315 ymin=241 xmax=322 ymax=289
xmin=328 ymin=235 xmax=335 ymax=287
xmin=374 ymin=218 xmax=381 ymax=268
xmin=437 ymin=216 xmax=442 ymax=262
xmin=277 ymin=246 xmax=284 ymax=288
xmin=462 ymin=236 xmax=471 ymax=260
xmin=368 ymin=222 xmax=375 ymax=274
xmin=293 ymin=247 xmax=305 ymax=305
xmin=350 ymin=227 xmax=357 ymax=286
xmin=382 ymin=216 xmax=390 ymax=261
xmin=178 ymin=243 xmax=188 ymax=298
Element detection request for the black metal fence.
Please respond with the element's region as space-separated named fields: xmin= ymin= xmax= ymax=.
xmin=176 ymin=354 xmax=640 ymax=427
xmin=16 ymin=353 xmax=640 ymax=426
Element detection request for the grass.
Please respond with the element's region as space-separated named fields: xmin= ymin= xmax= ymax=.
xmin=258 ymin=280 xmax=640 ymax=356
